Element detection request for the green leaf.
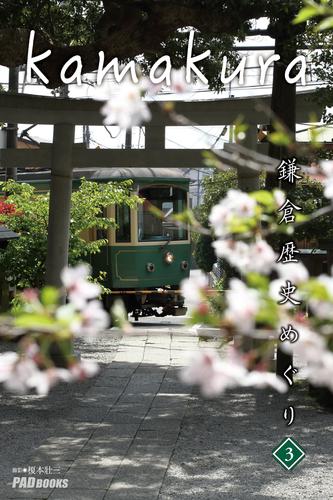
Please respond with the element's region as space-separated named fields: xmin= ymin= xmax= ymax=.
xmin=246 ymin=273 xmax=269 ymax=292
xmin=315 ymin=15 xmax=333 ymax=30
xmin=250 ymin=190 xmax=274 ymax=208
xmin=293 ymin=6 xmax=320 ymax=24
xmin=255 ymin=299 xmax=279 ymax=328
xmin=267 ymin=131 xmax=292 ymax=147
xmin=301 ymin=279 xmax=332 ymax=301
xmin=14 ymin=313 xmax=55 ymax=329
xmin=40 ymin=286 xmax=59 ymax=307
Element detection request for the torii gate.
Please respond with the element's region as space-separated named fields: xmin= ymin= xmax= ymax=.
xmin=0 ymin=91 xmax=322 ymax=287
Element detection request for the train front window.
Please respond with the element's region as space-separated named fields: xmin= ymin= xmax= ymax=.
xmin=116 ymin=205 xmax=131 ymax=243
xmin=138 ymin=186 xmax=188 ymax=242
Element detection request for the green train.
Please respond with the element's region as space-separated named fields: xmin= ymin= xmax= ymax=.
xmin=14 ymin=167 xmax=191 ymax=319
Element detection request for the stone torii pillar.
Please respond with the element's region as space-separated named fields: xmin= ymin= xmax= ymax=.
xmin=45 ymin=123 xmax=75 ymax=287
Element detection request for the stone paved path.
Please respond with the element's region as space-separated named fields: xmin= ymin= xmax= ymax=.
xmin=2 ymin=331 xmax=198 ymax=500
xmin=1 ymin=326 xmax=333 ymax=500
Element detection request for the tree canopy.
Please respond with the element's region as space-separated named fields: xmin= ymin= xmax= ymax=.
xmin=0 ymin=178 xmax=139 ymax=288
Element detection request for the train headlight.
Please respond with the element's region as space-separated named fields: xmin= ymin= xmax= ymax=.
xmin=181 ymin=260 xmax=189 ymax=271
xmin=164 ymin=252 xmax=174 ymax=264
xmin=146 ymin=262 xmax=155 ymax=272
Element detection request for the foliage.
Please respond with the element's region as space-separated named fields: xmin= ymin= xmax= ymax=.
xmin=197 ymin=169 xmax=238 ymax=226
xmin=193 ymin=170 xmax=237 ymax=273
xmin=289 ymin=176 xmax=333 ymax=241
xmin=0 ymin=178 xmax=140 ymax=289
xmin=294 ymin=0 xmax=333 ymax=31
xmin=194 ymin=234 xmax=216 ymax=273
xmin=1 ymin=0 xmax=103 ymax=46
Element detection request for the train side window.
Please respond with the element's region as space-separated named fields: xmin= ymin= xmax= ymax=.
xmin=116 ymin=205 xmax=131 ymax=243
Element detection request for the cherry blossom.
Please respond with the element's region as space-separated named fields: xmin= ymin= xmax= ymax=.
xmin=21 ymin=289 xmax=39 ymax=304
xmin=3 ymin=358 xmax=39 ymax=394
xmin=209 ymin=189 xmax=257 ymax=237
xmin=61 ymin=264 xmax=101 ymax=310
xmin=273 ymin=189 xmax=286 ymax=208
xmin=275 ymin=261 xmax=309 ymax=284
xmin=169 ymin=68 xmax=190 ymax=93
xmin=59 ymin=300 xmax=110 ymax=339
xmin=321 ymin=160 xmax=333 ymax=200
xmin=0 ymin=352 xmax=19 ymax=383
xmin=213 ymin=239 xmax=276 ymax=275
xmin=101 ymin=81 xmax=151 ymax=129
xmin=70 ymin=360 xmax=100 ymax=381
xmin=27 ymin=368 xmax=72 ymax=396
xmin=243 ymin=371 xmax=287 ymax=393
xmin=282 ymin=323 xmax=326 ymax=362
xmin=181 ymin=272 xmax=209 ymax=311
xmin=225 ymin=279 xmax=260 ymax=333
xmin=212 ymin=240 xmax=251 ymax=272
xmin=304 ymin=351 xmax=333 ymax=392
xmin=180 ymin=348 xmax=287 ymax=397
xmin=180 ymin=349 xmax=248 ymax=398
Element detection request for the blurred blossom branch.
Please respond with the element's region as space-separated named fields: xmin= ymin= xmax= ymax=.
xmin=0 ymin=264 xmax=109 ymax=396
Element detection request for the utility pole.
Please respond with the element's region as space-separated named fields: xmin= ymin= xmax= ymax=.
xmin=6 ymin=67 xmax=19 ymax=181
xmin=83 ymin=125 xmax=91 ymax=148
xmin=125 ymin=129 xmax=132 ymax=149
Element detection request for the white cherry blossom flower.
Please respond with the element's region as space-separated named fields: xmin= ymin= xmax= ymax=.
xmin=282 ymin=324 xmax=326 ymax=362
xmin=101 ymin=81 xmax=151 ymax=129
xmin=169 ymin=68 xmax=190 ymax=93
xmin=180 ymin=349 xmax=247 ymax=398
xmin=304 ymin=351 xmax=333 ymax=392
xmin=209 ymin=190 xmax=257 ymax=237
xmin=321 ymin=161 xmax=333 ymax=200
xmin=74 ymin=300 xmax=110 ymax=339
xmin=247 ymin=240 xmax=276 ymax=274
xmin=275 ymin=261 xmax=309 ymax=284
xmin=225 ymin=279 xmax=260 ymax=333
xmin=243 ymin=371 xmax=287 ymax=393
xmin=212 ymin=239 xmax=250 ymax=271
xmin=70 ymin=360 xmax=100 ymax=381
xmin=27 ymin=368 xmax=72 ymax=396
xmin=181 ymin=272 xmax=209 ymax=311
xmin=181 ymin=348 xmax=287 ymax=397
xmin=273 ymin=189 xmax=286 ymax=208
xmin=4 ymin=359 xmax=38 ymax=394
xmin=0 ymin=352 xmax=19 ymax=383
xmin=213 ymin=239 xmax=276 ymax=275
xmin=61 ymin=264 xmax=101 ymax=310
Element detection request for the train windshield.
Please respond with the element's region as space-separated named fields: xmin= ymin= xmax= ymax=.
xmin=138 ymin=186 xmax=188 ymax=242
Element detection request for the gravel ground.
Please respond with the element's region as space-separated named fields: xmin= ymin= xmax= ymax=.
xmin=159 ymin=381 xmax=333 ymax=500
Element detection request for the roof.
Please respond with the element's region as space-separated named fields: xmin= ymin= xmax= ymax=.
xmin=9 ymin=168 xmax=190 ymax=184
xmin=0 ymin=225 xmax=19 ymax=240
xmin=85 ymin=168 xmax=189 ymax=182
